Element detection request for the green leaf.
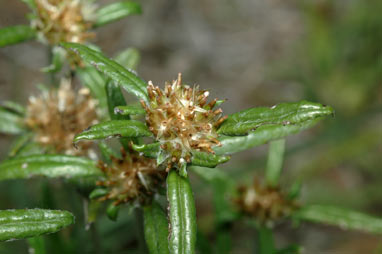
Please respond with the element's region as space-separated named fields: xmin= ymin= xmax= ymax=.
xmin=74 ymin=120 xmax=152 ymax=143
xmin=94 ymin=1 xmax=142 ymax=27
xmin=143 ymin=201 xmax=170 ymax=254
xmin=0 ymin=209 xmax=74 ymax=242
xmin=0 ymin=101 xmax=26 ymax=115
xmin=191 ymin=151 xmax=230 ymax=168
xmin=89 ymin=188 xmax=108 ymax=200
xmin=167 ymin=171 xmax=197 ymax=254
xmin=8 ymin=132 xmax=34 ymax=157
xmin=265 ymin=139 xmax=285 ymax=187
xmin=0 ymin=107 xmax=26 ymax=134
xmin=20 ymin=0 xmax=36 ymax=10
xmin=0 ymin=154 xmax=101 ymax=180
xmin=61 ymin=42 xmax=148 ymax=101
xmin=115 ymin=104 xmax=146 ymax=116
xmin=77 ymin=66 xmax=108 ymax=112
xmin=0 ymin=25 xmax=36 ymax=47
xmin=132 ymin=143 xmax=161 ymax=158
xmin=131 ymin=143 xmax=229 ymax=167
xmin=106 ymin=203 xmax=120 ymax=221
xmin=218 ymin=101 xmax=334 ymax=136
xmin=214 ymin=118 xmax=321 ymax=155
xmin=114 ymin=47 xmax=140 ymax=70
xmin=294 ymin=205 xmax=382 ymax=234
xmin=106 ymin=82 xmax=128 ymax=120
xmin=27 ymin=236 xmax=46 ymax=254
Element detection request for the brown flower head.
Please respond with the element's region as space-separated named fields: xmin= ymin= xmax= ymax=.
xmin=25 ymin=79 xmax=98 ymax=156
xmin=235 ymin=178 xmax=299 ymax=226
xmin=32 ymin=0 xmax=96 ymax=45
xmin=96 ymin=149 xmax=166 ymax=206
xmin=141 ymin=73 xmax=227 ymax=171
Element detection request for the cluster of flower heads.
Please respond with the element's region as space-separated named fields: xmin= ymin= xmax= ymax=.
xmin=235 ymin=178 xmax=299 ymax=226
xmin=141 ymin=73 xmax=227 ymax=171
xmin=25 ymin=79 xmax=98 ymax=156
xmin=96 ymin=148 xmax=167 ymax=206
xmin=31 ymin=0 xmax=96 ymax=45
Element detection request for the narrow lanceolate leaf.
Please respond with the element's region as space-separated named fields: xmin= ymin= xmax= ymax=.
xmin=74 ymin=120 xmax=152 ymax=143
xmin=191 ymin=151 xmax=230 ymax=168
xmin=131 ymin=143 xmax=229 ymax=167
xmin=265 ymin=139 xmax=285 ymax=188
xmin=94 ymin=1 xmax=142 ymax=27
xmin=8 ymin=132 xmax=34 ymax=157
xmin=114 ymin=47 xmax=140 ymax=70
xmin=0 ymin=25 xmax=36 ymax=47
xmin=106 ymin=82 xmax=129 ymax=120
xmin=167 ymin=171 xmax=197 ymax=254
xmin=143 ymin=201 xmax=170 ymax=254
xmin=0 ymin=209 xmax=74 ymax=242
xmin=218 ymin=101 xmax=334 ymax=136
xmin=0 ymin=107 xmax=26 ymax=134
xmin=115 ymin=104 xmax=146 ymax=116
xmin=0 ymin=155 xmax=101 ymax=180
xmin=132 ymin=142 xmax=160 ymax=158
xmin=214 ymin=118 xmax=321 ymax=155
xmin=61 ymin=42 xmax=148 ymax=101
xmin=77 ymin=66 xmax=108 ymax=111
xmin=0 ymin=101 xmax=26 ymax=116
xmin=294 ymin=205 xmax=382 ymax=234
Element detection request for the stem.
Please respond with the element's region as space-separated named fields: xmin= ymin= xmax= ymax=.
xmin=27 ymin=236 xmax=46 ymax=254
xmin=257 ymin=226 xmax=275 ymax=254
xmin=265 ymin=139 xmax=286 ymax=187
xmin=135 ymin=208 xmax=148 ymax=254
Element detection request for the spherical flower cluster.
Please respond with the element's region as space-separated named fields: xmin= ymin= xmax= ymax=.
xmin=31 ymin=0 xmax=96 ymax=45
xmin=141 ymin=73 xmax=227 ymax=171
xmin=235 ymin=178 xmax=299 ymax=226
xmin=96 ymin=149 xmax=166 ymax=206
xmin=25 ymin=79 xmax=98 ymax=156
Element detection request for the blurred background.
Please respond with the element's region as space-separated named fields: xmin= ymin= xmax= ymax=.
xmin=0 ymin=0 xmax=381 ymax=253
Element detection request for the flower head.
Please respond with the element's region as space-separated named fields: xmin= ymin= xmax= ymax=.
xmin=96 ymin=148 xmax=166 ymax=206
xmin=32 ymin=0 xmax=96 ymax=45
xmin=235 ymin=178 xmax=299 ymax=226
xmin=25 ymin=79 xmax=98 ymax=156
xmin=141 ymin=73 xmax=227 ymax=171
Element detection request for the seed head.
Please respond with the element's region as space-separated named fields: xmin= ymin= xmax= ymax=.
xmin=25 ymin=79 xmax=98 ymax=156
xmin=31 ymin=0 xmax=96 ymax=45
xmin=96 ymin=148 xmax=166 ymax=206
xmin=235 ymin=178 xmax=299 ymax=227
xmin=141 ymin=73 xmax=227 ymax=171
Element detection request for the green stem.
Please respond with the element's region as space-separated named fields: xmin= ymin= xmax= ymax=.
xmin=265 ymin=139 xmax=286 ymax=187
xmin=257 ymin=226 xmax=275 ymax=254
xmin=27 ymin=236 xmax=46 ymax=254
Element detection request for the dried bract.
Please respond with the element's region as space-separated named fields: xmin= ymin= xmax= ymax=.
xmin=235 ymin=178 xmax=299 ymax=226
xmin=141 ymin=73 xmax=227 ymax=171
xmin=96 ymin=149 xmax=166 ymax=206
xmin=32 ymin=0 xmax=96 ymax=45
xmin=25 ymin=79 xmax=98 ymax=156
